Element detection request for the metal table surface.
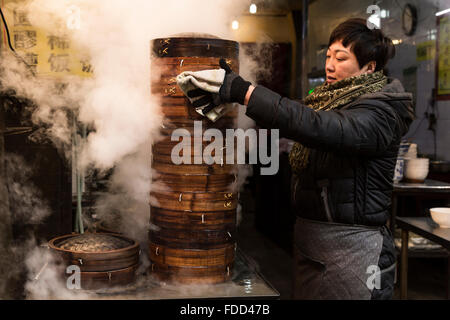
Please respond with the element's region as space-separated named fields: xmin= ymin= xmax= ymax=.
xmin=396 ymin=217 xmax=450 ymax=300
xmin=89 ymin=248 xmax=280 ymax=300
xmin=393 ymin=179 xmax=450 ymax=194
xmin=396 ymin=217 xmax=450 ymax=249
xmin=390 ymin=179 xmax=450 ymax=233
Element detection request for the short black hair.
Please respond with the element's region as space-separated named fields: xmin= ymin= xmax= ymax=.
xmin=328 ymin=18 xmax=395 ymax=71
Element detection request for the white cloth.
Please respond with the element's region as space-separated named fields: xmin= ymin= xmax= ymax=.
xmin=176 ymin=69 xmax=234 ymax=122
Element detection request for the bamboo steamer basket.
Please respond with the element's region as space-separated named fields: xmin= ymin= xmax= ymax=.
xmin=48 ymin=233 xmax=140 ymax=290
xmin=150 ymin=207 xmax=236 ymax=230
xmin=150 ymin=190 xmax=237 ymax=212
xmin=151 ymin=161 xmax=236 ymax=175
xmin=149 ymin=35 xmax=239 ymax=284
xmin=152 ymin=172 xmax=237 ymax=193
xmin=149 ymin=242 xmax=235 ymax=284
xmin=159 ymin=117 xmax=236 ymax=135
xmin=149 ymin=227 xmax=235 ymax=250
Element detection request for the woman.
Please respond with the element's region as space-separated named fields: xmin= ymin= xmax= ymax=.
xmin=186 ymin=18 xmax=414 ymax=299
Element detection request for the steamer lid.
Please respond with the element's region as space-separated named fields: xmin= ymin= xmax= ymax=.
xmin=168 ymin=33 xmax=221 ymax=39
xmin=151 ymin=35 xmax=239 ymax=59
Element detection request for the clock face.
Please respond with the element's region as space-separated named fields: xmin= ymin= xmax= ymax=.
xmin=402 ymin=4 xmax=417 ymax=36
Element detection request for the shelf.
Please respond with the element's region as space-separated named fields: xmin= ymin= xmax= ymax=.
xmin=395 ymin=245 xmax=449 ymax=258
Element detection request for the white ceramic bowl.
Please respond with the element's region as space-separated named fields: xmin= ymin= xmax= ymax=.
xmin=404 ymin=151 xmax=417 ymax=158
xmin=430 ymin=208 xmax=450 ymax=228
xmin=406 ymin=158 xmax=429 ymax=165
xmin=406 ymin=165 xmax=429 ymax=169
xmin=404 ymin=158 xmax=429 ymax=182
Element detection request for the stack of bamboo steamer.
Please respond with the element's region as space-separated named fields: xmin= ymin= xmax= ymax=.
xmin=149 ymin=35 xmax=239 ymax=284
xmin=48 ymin=233 xmax=140 ymax=290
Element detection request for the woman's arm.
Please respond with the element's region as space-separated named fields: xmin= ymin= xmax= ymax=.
xmin=243 ymin=85 xmax=399 ymax=156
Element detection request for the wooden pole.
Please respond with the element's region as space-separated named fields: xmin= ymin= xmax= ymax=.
xmin=447 ymin=255 xmax=449 ymax=300
xmin=400 ymin=229 xmax=409 ymax=299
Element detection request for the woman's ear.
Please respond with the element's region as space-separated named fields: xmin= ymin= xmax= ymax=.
xmin=365 ymin=61 xmax=377 ymax=74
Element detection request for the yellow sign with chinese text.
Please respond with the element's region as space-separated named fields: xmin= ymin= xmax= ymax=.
xmin=438 ymin=16 xmax=450 ymax=96
xmin=1 ymin=6 xmax=93 ymax=78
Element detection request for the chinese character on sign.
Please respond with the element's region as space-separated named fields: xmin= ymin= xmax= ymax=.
xmin=14 ymin=30 xmax=37 ymax=49
xmin=48 ymin=53 xmax=71 ymax=72
xmin=80 ymin=59 xmax=93 ymax=74
xmin=80 ymin=60 xmax=94 ymax=73
xmin=25 ymin=52 xmax=38 ymax=65
xmin=24 ymin=53 xmax=38 ymax=74
xmin=13 ymin=10 xmax=31 ymax=26
xmin=47 ymin=35 xmax=70 ymax=50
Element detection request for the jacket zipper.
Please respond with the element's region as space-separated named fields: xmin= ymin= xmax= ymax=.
xmin=321 ymin=186 xmax=333 ymax=222
xmin=317 ymin=179 xmax=333 ymax=222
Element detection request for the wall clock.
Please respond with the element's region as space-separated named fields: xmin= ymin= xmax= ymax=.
xmin=402 ymin=4 xmax=418 ymax=36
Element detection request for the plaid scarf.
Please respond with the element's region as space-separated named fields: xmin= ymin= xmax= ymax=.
xmin=289 ymin=71 xmax=387 ymax=174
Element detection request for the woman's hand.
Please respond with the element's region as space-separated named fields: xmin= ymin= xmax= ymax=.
xmin=218 ymin=59 xmax=252 ymax=105
xmin=184 ymin=59 xmax=253 ymax=114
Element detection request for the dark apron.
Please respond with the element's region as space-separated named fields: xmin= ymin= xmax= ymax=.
xmin=293 ymin=217 xmax=395 ymax=300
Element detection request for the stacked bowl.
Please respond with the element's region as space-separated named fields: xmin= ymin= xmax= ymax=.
xmin=430 ymin=208 xmax=450 ymax=228
xmin=404 ymin=157 xmax=429 ymax=183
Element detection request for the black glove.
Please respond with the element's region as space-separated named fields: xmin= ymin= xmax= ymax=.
xmin=187 ymin=58 xmax=252 ymax=114
xmin=187 ymin=88 xmax=222 ymax=115
xmin=218 ymin=58 xmax=252 ymax=105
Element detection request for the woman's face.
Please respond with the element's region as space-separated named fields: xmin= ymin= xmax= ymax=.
xmin=325 ymin=40 xmax=374 ymax=84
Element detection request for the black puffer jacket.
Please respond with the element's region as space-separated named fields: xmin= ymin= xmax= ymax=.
xmin=247 ymin=78 xmax=413 ymax=225
xmin=246 ymin=78 xmax=414 ymax=299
